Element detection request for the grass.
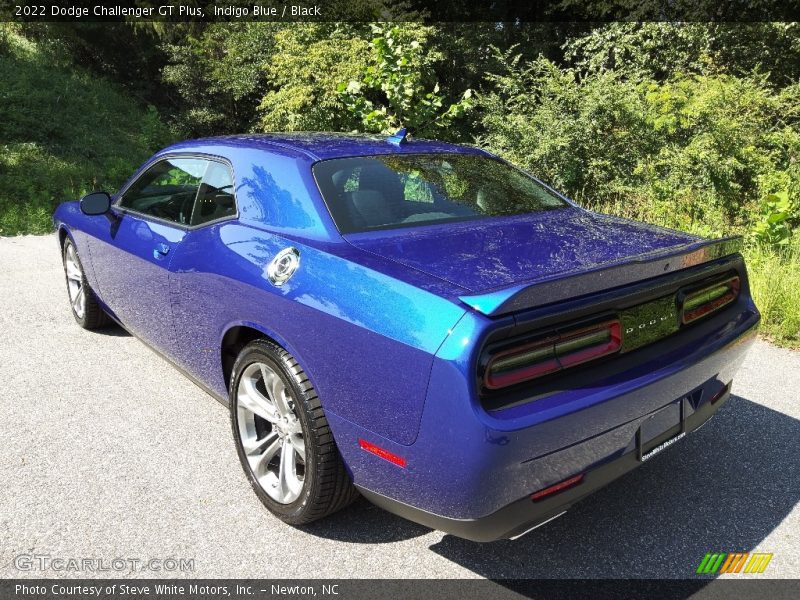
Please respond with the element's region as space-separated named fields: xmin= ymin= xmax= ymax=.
xmin=745 ymin=238 xmax=800 ymax=348
xmin=0 ymin=26 xmax=173 ymax=235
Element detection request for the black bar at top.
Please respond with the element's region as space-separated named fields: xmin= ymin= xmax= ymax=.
xmin=3 ymin=0 xmax=800 ymax=22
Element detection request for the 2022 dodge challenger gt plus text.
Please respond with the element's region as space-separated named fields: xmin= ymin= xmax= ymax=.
xmin=54 ymin=132 xmax=759 ymax=542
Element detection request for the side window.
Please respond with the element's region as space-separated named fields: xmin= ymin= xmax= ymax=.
xmin=190 ymin=161 xmax=236 ymax=226
xmin=119 ymin=158 xmax=206 ymax=225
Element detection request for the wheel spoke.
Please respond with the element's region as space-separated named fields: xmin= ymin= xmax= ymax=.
xmin=242 ymin=430 xmax=279 ymax=456
xmin=278 ymin=438 xmax=302 ymax=499
xmin=261 ymin=365 xmax=291 ymax=417
xmin=72 ymin=286 xmax=84 ymax=312
xmin=65 ymin=261 xmax=82 ymax=281
xmin=239 ymin=377 xmax=280 ymax=423
xmin=249 ymin=433 xmax=281 ymax=475
xmin=290 ymin=434 xmax=305 ymax=461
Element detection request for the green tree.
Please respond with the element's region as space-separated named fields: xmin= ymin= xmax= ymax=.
xmin=564 ymin=22 xmax=800 ymax=85
xmin=162 ymin=23 xmax=278 ymax=136
xmin=479 ymin=48 xmax=800 ymax=237
xmin=338 ymin=24 xmax=473 ymax=138
xmin=257 ymin=23 xmax=371 ymax=132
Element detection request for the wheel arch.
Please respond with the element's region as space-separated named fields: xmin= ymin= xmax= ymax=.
xmin=58 ymin=226 xmax=69 ymax=249
xmin=58 ymin=225 xmax=80 ymax=252
xmin=219 ymin=322 xmax=313 ymax=392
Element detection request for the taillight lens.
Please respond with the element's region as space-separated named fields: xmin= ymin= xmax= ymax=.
xmin=681 ymin=276 xmax=740 ymax=325
xmin=484 ymin=320 xmax=621 ymax=390
xmin=483 ymin=337 xmax=560 ymax=389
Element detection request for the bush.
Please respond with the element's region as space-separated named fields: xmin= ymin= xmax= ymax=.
xmin=0 ymin=27 xmax=173 ymax=235
xmin=479 ymin=51 xmax=800 ymax=345
xmin=479 ymin=51 xmax=652 ymax=206
xmin=338 ymin=24 xmax=473 ymax=137
xmin=479 ymin=51 xmax=800 ymax=239
xmin=257 ymin=23 xmax=370 ymax=132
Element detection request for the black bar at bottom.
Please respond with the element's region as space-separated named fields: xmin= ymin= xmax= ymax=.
xmin=3 ymin=578 xmax=800 ymax=600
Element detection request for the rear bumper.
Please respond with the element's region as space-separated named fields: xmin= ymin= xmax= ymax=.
xmin=357 ymin=384 xmax=733 ymax=542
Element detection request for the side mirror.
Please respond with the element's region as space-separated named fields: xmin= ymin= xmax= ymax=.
xmin=80 ymin=192 xmax=112 ymax=216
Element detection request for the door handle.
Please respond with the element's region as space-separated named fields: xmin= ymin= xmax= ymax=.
xmin=153 ymin=243 xmax=170 ymax=259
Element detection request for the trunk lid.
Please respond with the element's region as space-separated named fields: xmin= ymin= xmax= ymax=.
xmin=344 ymin=208 xmax=742 ymax=316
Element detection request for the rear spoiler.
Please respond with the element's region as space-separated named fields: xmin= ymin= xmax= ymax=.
xmin=458 ymin=236 xmax=743 ymax=317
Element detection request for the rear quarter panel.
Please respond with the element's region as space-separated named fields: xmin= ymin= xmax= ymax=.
xmin=169 ymin=225 xmax=467 ymax=446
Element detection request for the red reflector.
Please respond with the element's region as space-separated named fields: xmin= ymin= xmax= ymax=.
xmin=358 ymin=439 xmax=407 ymax=468
xmin=531 ymin=473 xmax=584 ymax=502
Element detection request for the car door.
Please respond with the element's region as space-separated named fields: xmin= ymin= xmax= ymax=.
xmin=88 ymin=157 xmax=207 ymax=354
xmin=165 ymin=159 xmax=240 ymax=383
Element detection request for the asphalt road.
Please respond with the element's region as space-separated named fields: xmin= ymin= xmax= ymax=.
xmin=1 ymin=234 xmax=798 ymax=580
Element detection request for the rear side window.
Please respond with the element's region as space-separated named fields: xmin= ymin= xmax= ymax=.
xmin=119 ymin=157 xmax=236 ymax=226
xmin=191 ymin=161 xmax=236 ymax=226
xmin=313 ymin=153 xmax=567 ymax=233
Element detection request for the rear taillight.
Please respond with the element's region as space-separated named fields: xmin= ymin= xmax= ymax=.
xmin=483 ymin=320 xmax=621 ymax=390
xmin=680 ymin=276 xmax=740 ymax=325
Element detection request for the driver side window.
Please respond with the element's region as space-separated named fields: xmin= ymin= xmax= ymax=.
xmin=119 ymin=158 xmax=206 ymax=225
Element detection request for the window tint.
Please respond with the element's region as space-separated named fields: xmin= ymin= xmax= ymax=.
xmin=313 ymin=154 xmax=567 ymax=233
xmin=120 ymin=158 xmax=206 ymax=225
xmin=190 ymin=161 xmax=236 ymax=226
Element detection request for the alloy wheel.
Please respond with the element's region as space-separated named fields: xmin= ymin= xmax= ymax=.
xmin=236 ymin=361 xmax=306 ymax=504
xmin=64 ymin=243 xmax=86 ymax=319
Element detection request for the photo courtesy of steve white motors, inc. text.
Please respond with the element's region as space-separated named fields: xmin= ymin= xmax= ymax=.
xmin=14 ymin=3 xmax=324 ymax=18
xmin=14 ymin=583 xmax=340 ymax=597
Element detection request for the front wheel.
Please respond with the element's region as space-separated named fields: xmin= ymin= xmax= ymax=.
xmin=230 ymin=339 xmax=358 ymax=524
xmin=62 ymin=238 xmax=109 ymax=330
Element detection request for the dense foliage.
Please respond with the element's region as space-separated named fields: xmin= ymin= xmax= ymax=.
xmin=0 ymin=26 xmax=173 ymax=235
xmin=1 ymin=21 xmax=798 ymax=344
xmin=480 ymin=51 xmax=800 ymax=239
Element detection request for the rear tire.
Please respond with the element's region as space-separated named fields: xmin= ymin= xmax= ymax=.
xmin=230 ymin=339 xmax=358 ymax=525
xmin=62 ymin=238 xmax=109 ymax=330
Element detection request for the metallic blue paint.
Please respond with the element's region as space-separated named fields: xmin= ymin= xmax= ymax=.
xmin=53 ymin=133 xmax=760 ymax=538
xmin=344 ymin=208 xmax=700 ymax=292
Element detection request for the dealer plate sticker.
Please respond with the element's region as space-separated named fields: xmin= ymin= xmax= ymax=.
xmin=640 ymin=431 xmax=687 ymax=462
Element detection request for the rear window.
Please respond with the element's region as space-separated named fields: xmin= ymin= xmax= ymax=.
xmin=312 ymin=154 xmax=567 ymax=234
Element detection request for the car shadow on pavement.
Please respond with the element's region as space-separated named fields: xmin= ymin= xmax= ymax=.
xmin=427 ymin=394 xmax=800 ymax=587
xmin=93 ymin=322 xmax=131 ymax=337
xmin=299 ymin=495 xmax=432 ymax=543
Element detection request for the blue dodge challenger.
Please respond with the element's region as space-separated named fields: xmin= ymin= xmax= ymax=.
xmin=54 ymin=132 xmax=759 ymax=541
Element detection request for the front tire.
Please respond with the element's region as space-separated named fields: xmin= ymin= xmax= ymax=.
xmin=230 ymin=339 xmax=358 ymax=525
xmin=62 ymin=238 xmax=109 ymax=330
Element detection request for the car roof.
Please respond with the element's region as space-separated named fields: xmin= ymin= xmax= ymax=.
xmin=161 ymin=132 xmax=489 ymax=161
